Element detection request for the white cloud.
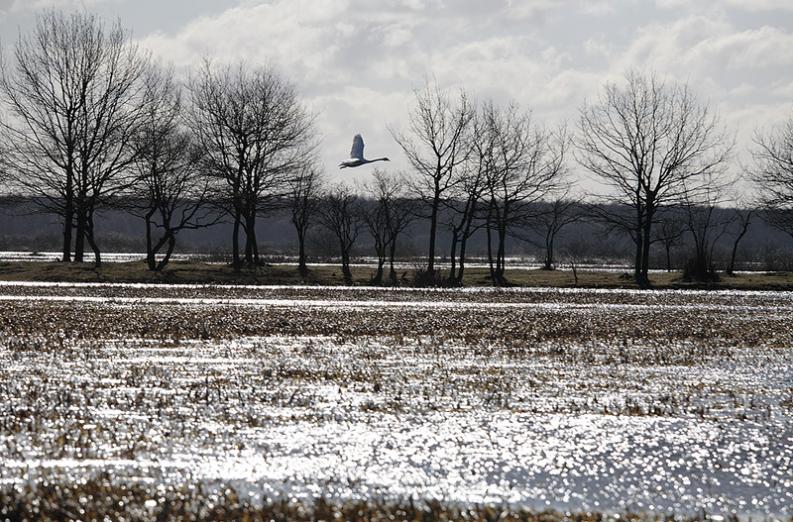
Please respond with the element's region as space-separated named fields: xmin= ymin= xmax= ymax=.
xmin=613 ymin=14 xmax=793 ymax=94
xmin=6 ymin=0 xmax=784 ymax=186
xmin=720 ymin=0 xmax=793 ymax=11
xmin=657 ymin=0 xmax=793 ymax=11
xmin=505 ymin=0 xmax=615 ymax=17
xmin=0 ymin=0 xmax=119 ymax=12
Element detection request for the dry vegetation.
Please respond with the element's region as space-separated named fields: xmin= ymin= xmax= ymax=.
xmin=0 ymin=284 xmax=791 ymax=520
xmin=1 ymin=284 xmax=791 ymax=346
xmin=3 ymin=260 xmax=793 ymax=290
xmin=0 ymin=479 xmax=714 ymax=522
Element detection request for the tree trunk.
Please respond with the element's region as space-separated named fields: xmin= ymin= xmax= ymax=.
xmin=252 ymin=224 xmax=260 ymax=265
xmin=373 ymin=259 xmax=384 ymax=286
xmin=232 ymin=209 xmax=242 ymax=272
xmin=85 ymin=210 xmax=101 ymax=268
xmin=74 ymin=204 xmax=86 ymax=263
xmin=727 ymin=243 xmax=739 ymax=276
xmin=544 ymin=234 xmax=555 ymax=270
xmin=147 ymin=224 xmax=171 ymax=273
xmin=427 ymin=191 xmax=440 ymax=274
xmin=639 ymin=215 xmax=653 ymax=288
xmin=244 ymin=211 xmax=258 ymax=267
xmin=341 ymin=248 xmax=353 ymax=285
xmin=456 ymin=206 xmax=476 ymax=286
xmin=634 ymin=200 xmax=643 ymax=283
xmin=496 ymin=223 xmax=507 ymax=286
xmin=244 ymin=223 xmax=253 ymax=266
xmin=244 ymin=233 xmax=253 ymax=265
xmin=156 ymin=234 xmax=176 ymax=271
xmin=145 ymin=210 xmax=156 ymax=271
xmin=62 ymin=177 xmax=74 ymax=263
xmin=448 ymin=229 xmax=459 ymax=284
xmin=388 ymin=238 xmax=398 ymax=286
xmin=728 ymin=219 xmax=751 ymax=276
xmin=486 ymin=219 xmax=496 ymax=284
xmin=665 ymin=244 xmax=672 ymax=273
xmin=456 ymin=234 xmax=469 ymax=286
xmin=297 ymin=229 xmax=308 ymax=277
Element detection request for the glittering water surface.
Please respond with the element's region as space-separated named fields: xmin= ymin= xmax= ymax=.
xmin=0 ymin=283 xmax=791 ymax=519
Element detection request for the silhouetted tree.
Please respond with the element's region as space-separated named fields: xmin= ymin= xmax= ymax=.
xmin=753 ymin=114 xmax=793 ymax=258
xmin=129 ymin=66 xmax=216 ymax=271
xmin=443 ymin=110 xmax=492 ymax=285
xmin=319 ymin=184 xmax=364 ymax=285
xmin=187 ymin=61 xmax=314 ymax=270
xmin=287 ymin=163 xmax=324 ymax=277
xmin=362 ymin=170 xmax=416 ymax=285
xmin=680 ymin=180 xmax=733 ymax=281
xmin=391 ymin=81 xmax=474 ymax=279
xmin=361 ymin=185 xmax=390 ymax=285
xmin=528 ymin=196 xmax=583 ymax=271
xmin=0 ymin=10 xmax=149 ymax=265
xmin=727 ymin=207 xmax=754 ymax=275
xmin=482 ymin=102 xmax=568 ymax=286
xmin=578 ymin=72 xmax=731 ymax=288
xmin=653 ymin=208 xmax=686 ymax=272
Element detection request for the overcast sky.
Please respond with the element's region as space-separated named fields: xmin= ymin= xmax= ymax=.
xmin=2 ymin=0 xmax=793 ymax=188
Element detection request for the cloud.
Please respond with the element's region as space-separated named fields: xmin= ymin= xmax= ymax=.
xmin=614 ymin=14 xmax=793 ymax=93
xmin=139 ymin=1 xmax=620 ymax=174
xmin=0 ymin=0 xmax=119 ymax=13
xmin=720 ymin=0 xmax=793 ymax=11
xmin=101 ymin=0 xmax=793 ymax=183
xmin=0 ymin=0 xmax=789 ymax=190
xmin=504 ymin=0 xmax=615 ymax=17
xmin=657 ymin=0 xmax=793 ymax=11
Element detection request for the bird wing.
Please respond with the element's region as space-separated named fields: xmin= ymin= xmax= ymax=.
xmin=350 ymin=134 xmax=364 ymax=160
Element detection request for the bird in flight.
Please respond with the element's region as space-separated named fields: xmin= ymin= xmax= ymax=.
xmin=339 ymin=134 xmax=390 ymax=169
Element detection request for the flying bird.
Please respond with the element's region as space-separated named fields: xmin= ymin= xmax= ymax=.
xmin=339 ymin=134 xmax=390 ymax=169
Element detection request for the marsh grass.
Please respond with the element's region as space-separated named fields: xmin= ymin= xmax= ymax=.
xmin=2 ymin=260 xmax=793 ymax=289
xmin=0 ymin=478 xmax=744 ymax=521
xmin=0 ymin=286 xmax=790 ymax=518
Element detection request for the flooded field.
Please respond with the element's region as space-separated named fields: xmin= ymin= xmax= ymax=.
xmin=0 ymin=250 xmax=668 ymax=273
xmin=0 ymin=283 xmax=791 ymax=519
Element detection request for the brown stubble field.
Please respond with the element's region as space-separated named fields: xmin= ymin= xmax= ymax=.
xmin=0 ymin=283 xmax=791 ymax=520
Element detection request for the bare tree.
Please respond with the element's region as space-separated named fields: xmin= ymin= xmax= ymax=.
xmin=482 ymin=102 xmax=568 ymax=286
xmin=391 ymin=81 xmax=474 ymax=278
xmin=187 ymin=61 xmax=314 ymax=271
xmin=385 ymin=188 xmax=416 ymax=286
xmin=680 ymin=180 xmax=733 ymax=281
xmin=0 ymin=10 xmax=149 ymax=265
xmin=0 ymin=11 xmax=89 ymax=262
xmin=443 ymin=110 xmax=492 ymax=286
xmin=653 ymin=209 xmax=686 ymax=272
xmin=361 ymin=183 xmax=391 ymax=285
xmin=129 ymin=65 xmax=216 ymax=271
xmin=577 ymin=72 xmax=731 ymax=288
xmin=526 ymin=195 xmax=583 ymax=271
xmin=753 ymin=114 xmax=793 ymax=249
xmin=319 ymin=184 xmax=364 ymax=285
xmin=362 ymin=170 xmax=416 ymax=285
xmin=287 ymin=163 xmax=324 ymax=277
xmin=727 ymin=207 xmax=754 ymax=276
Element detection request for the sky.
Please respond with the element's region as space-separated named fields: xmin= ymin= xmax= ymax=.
xmin=1 ymin=0 xmax=793 ymax=190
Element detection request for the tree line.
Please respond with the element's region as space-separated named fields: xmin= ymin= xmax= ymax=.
xmin=2 ymin=11 xmax=793 ymax=287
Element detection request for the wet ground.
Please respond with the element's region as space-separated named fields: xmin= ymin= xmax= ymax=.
xmin=0 ymin=283 xmax=791 ymax=519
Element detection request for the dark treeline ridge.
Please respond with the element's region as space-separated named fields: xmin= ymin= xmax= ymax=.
xmin=3 ymin=195 xmax=793 ymax=278
xmin=2 ymin=11 xmax=793 ymax=287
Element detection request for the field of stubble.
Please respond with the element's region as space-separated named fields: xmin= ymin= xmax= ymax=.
xmin=0 ymin=282 xmax=791 ymax=521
